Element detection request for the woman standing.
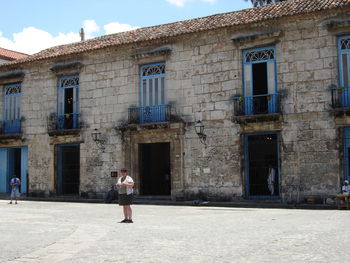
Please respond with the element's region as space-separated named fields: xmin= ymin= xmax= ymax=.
xmin=116 ymin=168 xmax=134 ymax=223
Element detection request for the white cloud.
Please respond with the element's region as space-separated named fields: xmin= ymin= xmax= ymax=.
xmin=83 ymin=20 xmax=100 ymax=38
xmin=0 ymin=27 xmax=80 ymax=55
xmin=165 ymin=0 xmax=216 ymax=7
xmin=104 ymin=22 xmax=139 ymax=35
xmin=165 ymin=0 xmax=187 ymax=7
xmin=0 ymin=20 xmax=139 ymax=55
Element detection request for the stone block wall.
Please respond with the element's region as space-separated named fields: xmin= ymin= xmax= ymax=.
xmin=0 ymin=8 xmax=348 ymax=202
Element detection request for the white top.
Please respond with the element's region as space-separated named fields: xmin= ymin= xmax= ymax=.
xmin=268 ymin=168 xmax=275 ymax=185
xmin=342 ymin=185 xmax=349 ymax=194
xmin=117 ymin=175 xmax=134 ymax=195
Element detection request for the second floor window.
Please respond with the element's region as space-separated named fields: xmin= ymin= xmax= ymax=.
xmin=57 ymin=75 xmax=79 ymax=129
xmin=243 ymin=46 xmax=277 ymax=115
xmin=4 ymin=83 xmax=21 ymax=121
xmin=2 ymin=83 xmax=21 ymax=134
xmin=339 ymin=36 xmax=350 ymax=89
xmin=140 ymin=63 xmax=166 ymax=106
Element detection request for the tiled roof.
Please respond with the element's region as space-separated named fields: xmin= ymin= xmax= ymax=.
xmin=2 ymin=0 xmax=350 ymax=67
xmin=0 ymin=47 xmax=28 ymax=61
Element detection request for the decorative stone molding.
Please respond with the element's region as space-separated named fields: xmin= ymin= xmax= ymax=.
xmin=0 ymin=70 xmax=25 ymax=84
xmin=49 ymin=61 xmax=83 ymax=74
xmin=232 ymin=113 xmax=282 ymax=125
xmin=231 ymin=30 xmax=283 ymax=48
xmin=323 ymin=18 xmax=350 ymax=33
xmin=131 ymin=45 xmax=172 ymax=59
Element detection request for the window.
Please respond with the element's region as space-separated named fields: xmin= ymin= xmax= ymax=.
xmin=3 ymin=83 xmax=21 ymax=133
xmin=339 ymin=36 xmax=350 ymax=88
xmin=140 ymin=63 xmax=166 ymax=107
xmin=57 ymin=75 xmax=79 ymax=129
xmin=243 ymin=47 xmax=277 ymax=115
xmin=135 ymin=63 xmax=168 ymax=123
xmin=335 ymin=36 xmax=350 ymax=108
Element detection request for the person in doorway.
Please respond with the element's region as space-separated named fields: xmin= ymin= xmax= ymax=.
xmin=341 ymin=180 xmax=349 ymax=194
xmin=116 ymin=168 xmax=134 ymax=223
xmin=267 ymin=164 xmax=276 ymax=196
xmin=9 ymin=175 xmax=21 ymax=204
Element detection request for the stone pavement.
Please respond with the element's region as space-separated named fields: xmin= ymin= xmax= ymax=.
xmin=0 ymin=200 xmax=349 ymax=263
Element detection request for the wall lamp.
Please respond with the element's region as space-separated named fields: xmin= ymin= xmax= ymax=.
xmin=91 ymin=128 xmax=106 ymax=150
xmin=194 ymin=120 xmax=207 ymax=147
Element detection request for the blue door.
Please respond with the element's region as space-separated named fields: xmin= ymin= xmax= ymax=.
xmin=21 ymin=147 xmax=28 ymax=194
xmin=343 ymin=128 xmax=350 ymax=182
xmin=0 ymin=147 xmax=28 ymax=194
xmin=0 ymin=148 xmax=9 ymax=193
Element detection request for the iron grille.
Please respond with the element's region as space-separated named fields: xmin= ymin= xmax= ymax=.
xmin=128 ymin=104 xmax=171 ymax=124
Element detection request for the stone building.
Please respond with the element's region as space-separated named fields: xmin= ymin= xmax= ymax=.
xmin=0 ymin=0 xmax=350 ymax=203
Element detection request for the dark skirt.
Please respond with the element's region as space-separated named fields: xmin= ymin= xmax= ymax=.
xmin=118 ymin=194 xmax=133 ymax=206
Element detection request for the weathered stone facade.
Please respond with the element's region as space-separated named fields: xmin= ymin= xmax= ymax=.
xmin=1 ymin=0 xmax=350 ymax=203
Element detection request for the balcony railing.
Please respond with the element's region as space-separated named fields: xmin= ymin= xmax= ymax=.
xmin=47 ymin=113 xmax=80 ymax=131
xmin=0 ymin=119 xmax=21 ymax=135
xmin=331 ymin=86 xmax=350 ymax=108
xmin=128 ymin=104 xmax=171 ymax=124
xmin=233 ymin=93 xmax=280 ymax=116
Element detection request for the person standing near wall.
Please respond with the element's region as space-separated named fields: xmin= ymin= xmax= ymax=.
xmin=9 ymin=175 xmax=21 ymax=204
xmin=116 ymin=168 xmax=134 ymax=223
xmin=267 ymin=164 xmax=276 ymax=196
xmin=341 ymin=180 xmax=349 ymax=194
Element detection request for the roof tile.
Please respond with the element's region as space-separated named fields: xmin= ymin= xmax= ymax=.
xmin=1 ymin=0 xmax=350 ymax=67
xmin=0 ymin=48 xmax=28 ymax=61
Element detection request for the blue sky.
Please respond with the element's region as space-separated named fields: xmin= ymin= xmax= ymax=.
xmin=0 ymin=0 xmax=252 ymax=54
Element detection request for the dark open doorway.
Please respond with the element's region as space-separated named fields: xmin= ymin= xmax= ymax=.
xmin=139 ymin=142 xmax=171 ymax=195
xmin=57 ymin=144 xmax=80 ymax=195
xmin=246 ymin=133 xmax=279 ymax=198
xmin=12 ymin=148 xmax=21 ymax=192
xmin=252 ymin=62 xmax=268 ymax=114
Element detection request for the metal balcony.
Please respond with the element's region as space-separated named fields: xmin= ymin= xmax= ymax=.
xmin=233 ymin=93 xmax=280 ymax=116
xmin=0 ymin=119 xmax=21 ymax=135
xmin=128 ymin=104 xmax=171 ymax=124
xmin=47 ymin=113 xmax=80 ymax=132
xmin=331 ymin=86 xmax=350 ymax=108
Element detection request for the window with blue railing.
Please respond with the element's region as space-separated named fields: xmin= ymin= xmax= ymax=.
xmin=55 ymin=75 xmax=80 ymax=130
xmin=129 ymin=63 xmax=170 ymax=124
xmin=334 ymin=36 xmax=350 ymax=108
xmin=2 ymin=83 xmax=21 ymax=134
xmin=240 ymin=46 xmax=279 ymax=116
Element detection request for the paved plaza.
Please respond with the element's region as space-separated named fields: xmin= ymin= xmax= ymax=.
xmin=0 ymin=200 xmax=349 ymax=263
